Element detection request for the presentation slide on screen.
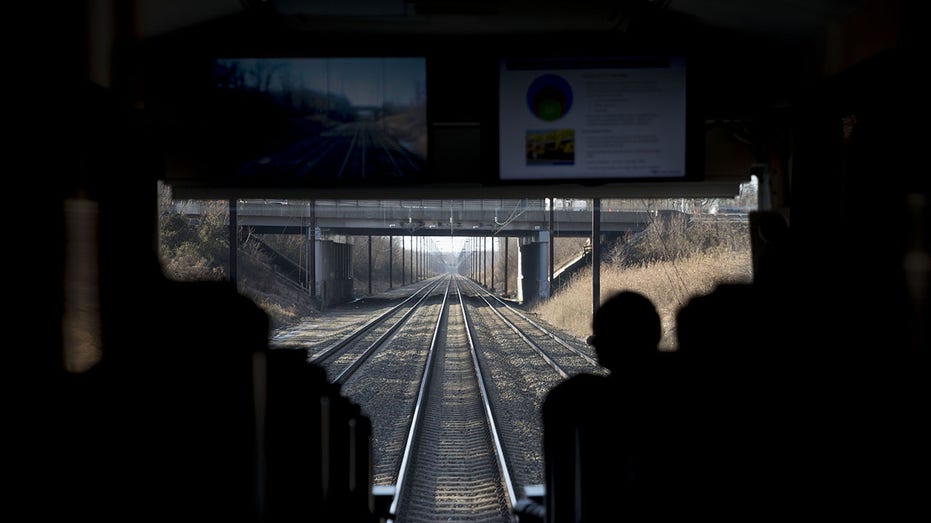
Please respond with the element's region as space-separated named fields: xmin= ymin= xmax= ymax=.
xmin=498 ymin=57 xmax=686 ymax=180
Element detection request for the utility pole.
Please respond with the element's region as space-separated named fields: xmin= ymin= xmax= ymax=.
xmin=592 ymin=198 xmax=601 ymax=315
xmin=228 ymin=198 xmax=237 ymax=292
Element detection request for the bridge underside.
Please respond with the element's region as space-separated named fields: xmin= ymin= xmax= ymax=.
xmin=236 ymin=214 xmax=657 ymax=238
xmin=246 ymin=226 xmax=624 ymax=308
xmin=242 ymin=225 xmax=621 ymax=238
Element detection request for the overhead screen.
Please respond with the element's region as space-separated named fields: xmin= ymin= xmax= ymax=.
xmin=498 ymin=56 xmax=688 ymax=182
xmin=154 ymin=50 xmax=695 ymax=194
xmin=161 ymin=56 xmax=428 ymax=189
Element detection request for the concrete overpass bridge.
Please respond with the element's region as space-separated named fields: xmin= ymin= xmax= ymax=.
xmin=176 ymin=198 xmax=745 ymax=307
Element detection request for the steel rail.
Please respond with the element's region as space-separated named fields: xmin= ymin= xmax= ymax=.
xmin=309 ymin=278 xmax=441 ymax=365
xmin=462 ymin=278 xmax=569 ymax=379
xmin=386 ymin=277 xmax=452 ymax=522
xmin=482 ymin=289 xmax=599 ymax=367
xmin=456 ymin=277 xmax=520 ymax=510
xmin=332 ymin=276 xmax=450 ymax=385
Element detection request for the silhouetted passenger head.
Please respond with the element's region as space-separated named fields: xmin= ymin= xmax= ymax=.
xmin=590 ymin=291 xmax=661 ymax=371
xmin=676 ymin=283 xmax=767 ymax=359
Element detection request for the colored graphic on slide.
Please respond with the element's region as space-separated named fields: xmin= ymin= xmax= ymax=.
xmin=526 ymin=129 xmax=575 ymax=165
xmin=527 ymin=74 xmax=573 ymax=121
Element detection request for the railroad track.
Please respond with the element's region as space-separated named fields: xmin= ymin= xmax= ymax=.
xmin=388 ymin=277 xmax=517 ymax=523
xmin=454 ymin=277 xmax=606 ymax=492
xmin=310 ymin=277 xmax=447 ymax=384
xmin=461 ymin=278 xmax=603 ymax=375
xmin=275 ymin=273 xmax=605 ymax=521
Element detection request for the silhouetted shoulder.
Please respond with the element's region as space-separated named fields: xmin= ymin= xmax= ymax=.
xmin=543 ymin=372 xmax=614 ymax=415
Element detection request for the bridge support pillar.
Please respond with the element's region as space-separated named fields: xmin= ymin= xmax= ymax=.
xmin=313 ymin=237 xmax=353 ymax=308
xmin=518 ymin=232 xmax=550 ymax=305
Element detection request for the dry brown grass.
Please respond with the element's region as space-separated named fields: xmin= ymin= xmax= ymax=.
xmin=531 ymin=246 xmax=752 ymax=350
xmin=236 ymin=250 xmax=318 ymax=330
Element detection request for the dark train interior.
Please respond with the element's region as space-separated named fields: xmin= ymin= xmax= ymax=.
xmin=21 ymin=0 xmax=927 ymax=521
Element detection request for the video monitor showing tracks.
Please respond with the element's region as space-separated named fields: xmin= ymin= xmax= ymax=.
xmin=161 ymin=57 xmax=428 ymax=190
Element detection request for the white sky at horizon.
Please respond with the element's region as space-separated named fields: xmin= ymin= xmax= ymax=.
xmin=423 ymin=236 xmax=504 ymax=254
